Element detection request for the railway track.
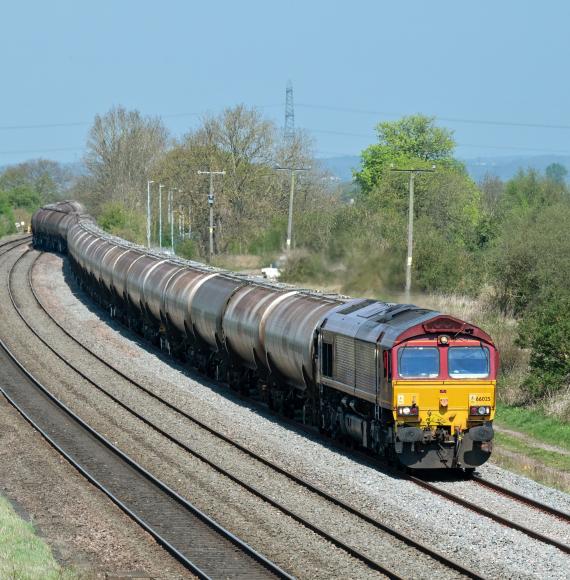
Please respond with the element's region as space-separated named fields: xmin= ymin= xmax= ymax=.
xmin=470 ymin=474 xmax=570 ymax=522
xmin=258 ymin=404 xmax=570 ymax=556
xmin=407 ymin=475 xmax=570 ymax=554
xmin=15 ymin=247 xmax=486 ymax=578
xmin=5 ymin=240 xmax=569 ymax=577
xmin=0 ymin=245 xmax=290 ymax=580
xmin=0 ymin=235 xmax=31 ymax=255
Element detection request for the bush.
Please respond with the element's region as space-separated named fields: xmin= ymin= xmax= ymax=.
xmin=98 ymin=202 xmax=145 ymax=245
xmin=280 ymin=252 xmax=331 ymax=285
xmin=517 ymin=292 xmax=570 ymax=401
xmin=492 ymin=202 xmax=570 ymax=315
xmin=0 ymin=192 xmax=16 ymax=237
xmin=176 ymin=238 xmax=198 ymax=260
xmin=7 ymin=186 xmax=42 ymax=211
xmin=248 ymin=216 xmax=286 ymax=255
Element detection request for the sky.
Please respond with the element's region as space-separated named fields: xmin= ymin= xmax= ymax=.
xmin=1 ymin=0 xmax=570 ymax=166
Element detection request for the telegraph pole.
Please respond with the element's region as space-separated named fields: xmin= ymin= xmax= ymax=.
xmin=197 ymin=170 xmax=225 ymax=263
xmin=169 ymin=189 xmax=176 ymax=254
xmin=390 ymin=165 xmax=436 ymax=302
xmin=146 ymin=180 xmax=154 ymax=248
xmin=275 ymin=165 xmax=310 ymax=254
xmin=158 ymin=184 xmax=164 ymax=249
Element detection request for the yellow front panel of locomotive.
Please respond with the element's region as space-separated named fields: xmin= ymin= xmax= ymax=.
xmin=392 ymin=380 xmax=496 ymax=431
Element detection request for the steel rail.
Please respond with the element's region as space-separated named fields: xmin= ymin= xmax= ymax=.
xmin=0 ymin=235 xmax=31 ymax=254
xmin=13 ymin=250 xmax=403 ymax=579
xmin=1 ymin=246 xmax=291 ymax=580
xmin=27 ymin=250 xmax=483 ymax=580
xmin=471 ymin=474 xmax=570 ymax=522
xmin=408 ymin=475 xmax=570 ymax=554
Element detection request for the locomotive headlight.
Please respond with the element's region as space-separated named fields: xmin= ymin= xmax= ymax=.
xmin=398 ymin=406 xmax=419 ymax=416
xmin=471 ymin=406 xmax=491 ymax=416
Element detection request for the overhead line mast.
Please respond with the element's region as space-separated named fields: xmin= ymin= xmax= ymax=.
xmin=284 ymin=80 xmax=295 ymax=144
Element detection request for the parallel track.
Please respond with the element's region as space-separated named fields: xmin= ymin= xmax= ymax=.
xmin=408 ymin=475 xmax=570 ymax=554
xmin=0 ymin=245 xmax=291 ymax=580
xmin=23 ymin=249 xmax=484 ymax=579
xmin=471 ymin=474 xmax=570 ymax=522
xmin=0 ymin=235 xmax=31 ymax=255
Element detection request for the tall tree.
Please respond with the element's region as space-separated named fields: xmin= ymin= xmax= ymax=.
xmin=545 ymin=162 xmax=568 ymax=184
xmin=81 ymin=106 xmax=169 ymax=212
xmin=354 ymin=114 xmax=456 ymax=194
xmin=152 ymin=105 xmax=329 ymax=256
xmin=0 ymin=159 xmax=73 ymax=204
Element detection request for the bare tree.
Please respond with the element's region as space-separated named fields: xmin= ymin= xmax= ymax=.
xmin=82 ymin=106 xmax=169 ymax=212
xmin=152 ymin=104 xmax=330 ymax=257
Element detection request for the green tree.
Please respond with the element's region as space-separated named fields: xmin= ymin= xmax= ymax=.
xmin=153 ymin=105 xmax=329 ymax=257
xmin=517 ymin=291 xmax=570 ymax=400
xmin=98 ymin=202 xmax=145 ymax=244
xmin=545 ymin=162 xmax=568 ymax=184
xmin=492 ymin=202 xmax=570 ymax=315
xmin=0 ymin=191 xmax=17 ymax=236
xmin=354 ymin=115 xmax=456 ymax=194
xmin=0 ymin=159 xmax=72 ymax=204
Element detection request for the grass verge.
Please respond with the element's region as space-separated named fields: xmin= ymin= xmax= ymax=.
xmin=0 ymin=495 xmax=74 ymax=579
xmin=495 ymin=403 xmax=570 ymax=452
xmin=490 ymin=435 xmax=570 ymax=493
xmin=494 ymin=432 xmax=570 ymax=472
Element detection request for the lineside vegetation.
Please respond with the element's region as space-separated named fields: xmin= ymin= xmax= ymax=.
xmin=1 ymin=107 xmax=568 ymax=423
xmin=0 ymin=495 xmax=74 ymax=579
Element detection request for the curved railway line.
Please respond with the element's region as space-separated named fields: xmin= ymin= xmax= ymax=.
xmin=0 ymin=236 xmax=569 ymax=578
xmin=20 ymin=247 xmax=570 ymax=557
xmin=7 ymin=244 xmax=483 ymax=579
xmin=0 ymin=240 xmax=290 ymax=580
xmin=0 ymin=235 xmax=31 ymax=255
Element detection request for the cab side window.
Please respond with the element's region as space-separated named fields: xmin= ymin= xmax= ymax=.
xmin=322 ymin=342 xmax=333 ymax=377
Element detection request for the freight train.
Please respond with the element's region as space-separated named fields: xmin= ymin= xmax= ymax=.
xmin=31 ymin=201 xmax=497 ymax=470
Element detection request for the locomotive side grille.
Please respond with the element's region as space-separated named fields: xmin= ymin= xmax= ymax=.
xmin=333 ymin=335 xmax=355 ymax=386
xmin=355 ymin=341 xmax=376 ymax=393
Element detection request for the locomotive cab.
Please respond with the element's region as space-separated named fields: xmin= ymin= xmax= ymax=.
xmin=317 ymin=304 xmax=497 ymax=471
xmin=391 ymin=334 xmax=496 ymax=469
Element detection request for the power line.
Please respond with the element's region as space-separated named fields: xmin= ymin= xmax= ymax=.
xmin=0 ymin=146 xmax=84 ymax=155
xmin=3 ymin=101 xmax=570 ymax=135
xmin=306 ymin=127 xmax=570 ymax=155
xmin=0 ymin=108 xmax=279 ymax=132
xmin=296 ymin=102 xmax=570 ymax=131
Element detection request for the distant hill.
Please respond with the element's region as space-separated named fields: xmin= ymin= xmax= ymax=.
xmin=462 ymin=155 xmax=570 ymax=182
xmin=318 ymin=154 xmax=570 ymax=184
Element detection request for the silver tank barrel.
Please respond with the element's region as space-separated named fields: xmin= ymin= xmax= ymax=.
xmin=262 ymin=293 xmax=340 ymax=387
xmin=190 ymin=275 xmax=245 ymax=348
xmin=223 ymin=285 xmax=297 ymax=368
xmin=142 ymin=261 xmax=182 ymax=322
xmin=162 ymin=269 xmax=217 ymax=335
